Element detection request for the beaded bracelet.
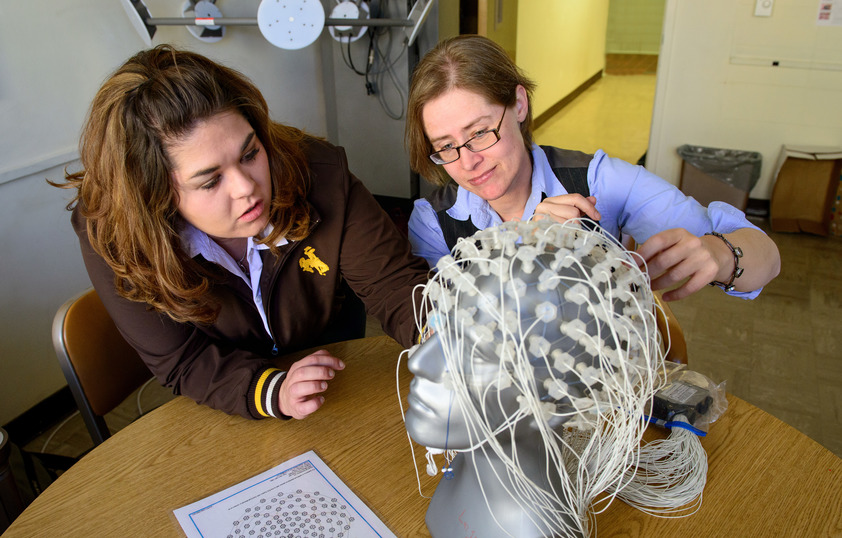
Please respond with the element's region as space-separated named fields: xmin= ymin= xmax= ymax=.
xmin=705 ymin=231 xmax=744 ymax=292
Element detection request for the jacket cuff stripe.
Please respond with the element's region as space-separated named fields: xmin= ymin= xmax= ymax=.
xmin=264 ymin=371 xmax=285 ymax=418
xmin=253 ymin=368 xmax=282 ymax=417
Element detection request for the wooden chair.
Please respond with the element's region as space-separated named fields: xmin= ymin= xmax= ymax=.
xmin=654 ymin=292 xmax=688 ymax=365
xmin=52 ymin=289 xmax=154 ymax=446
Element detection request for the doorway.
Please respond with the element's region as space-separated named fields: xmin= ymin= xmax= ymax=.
xmin=458 ymin=0 xmax=518 ymax=60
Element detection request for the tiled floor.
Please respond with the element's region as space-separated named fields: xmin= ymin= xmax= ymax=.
xmin=26 ymin=55 xmax=842 ymax=464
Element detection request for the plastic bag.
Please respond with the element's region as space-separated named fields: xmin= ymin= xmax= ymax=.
xmin=677 ymin=144 xmax=762 ymax=192
xmin=647 ymin=366 xmax=728 ymax=436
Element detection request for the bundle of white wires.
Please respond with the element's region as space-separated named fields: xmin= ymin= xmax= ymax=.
xmin=615 ymin=416 xmax=708 ymax=517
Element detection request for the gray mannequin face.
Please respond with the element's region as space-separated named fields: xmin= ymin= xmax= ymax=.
xmin=404 ymin=335 xmax=471 ymax=449
xmin=405 ymin=332 xmax=520 ymax=449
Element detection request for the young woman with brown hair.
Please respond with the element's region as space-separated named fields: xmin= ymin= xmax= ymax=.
xmin=56 ymin=45 xmax=429 ymax=421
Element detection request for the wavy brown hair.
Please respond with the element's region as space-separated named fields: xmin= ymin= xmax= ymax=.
xmin=405 ymin=35 xmax=536 ymax=187
xmin=55 ymin=45 xmax=312 ymax=324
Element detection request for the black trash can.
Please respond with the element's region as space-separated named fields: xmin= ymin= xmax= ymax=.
xmin=676 ymin=145 xmax=762 ymax=210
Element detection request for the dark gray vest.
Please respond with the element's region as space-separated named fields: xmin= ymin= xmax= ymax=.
xmin=426 ymin=146 xmax=593 ymax=251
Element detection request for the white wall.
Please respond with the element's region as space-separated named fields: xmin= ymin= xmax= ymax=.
xmin=606 ymin=0 xmax=665 ymax=55
xmin=0 ymin=0 xmax=426 ymax=424
xmin=0 ymin=164 xmax=94 ymax=426
xmin=648 ymin=0 xmax=842 ymax=199
xmin=323 ymin=0 xmax=418 ymax=199
xmin=516 ymin=1 xmax=609 ymax=119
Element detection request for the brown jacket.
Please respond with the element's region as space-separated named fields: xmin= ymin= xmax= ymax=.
xmin=73 ymin=139 xmax=429 ymax=419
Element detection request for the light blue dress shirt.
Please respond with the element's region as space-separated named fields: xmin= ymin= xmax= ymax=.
xmin=180 ymin=222 xmax=288 ymax=336
xmin=408 ymin=144 xmax=763 ymax=299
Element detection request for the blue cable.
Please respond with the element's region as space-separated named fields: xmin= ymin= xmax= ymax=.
xmin=645 ymin=414 xmax=707 ymax=437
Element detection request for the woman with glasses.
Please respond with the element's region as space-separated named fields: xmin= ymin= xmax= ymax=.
xmin=405 ymin=35 xmax=780 ymax=301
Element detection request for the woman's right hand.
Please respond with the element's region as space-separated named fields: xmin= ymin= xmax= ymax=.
xmin=278 ymin=350 xmax=345 ymax=419
xmin=533 ymin=194 xmax=601 ymax=223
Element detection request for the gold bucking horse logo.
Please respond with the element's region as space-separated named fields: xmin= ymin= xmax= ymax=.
xmin=299 ymin=246 xmax=329 ymax=275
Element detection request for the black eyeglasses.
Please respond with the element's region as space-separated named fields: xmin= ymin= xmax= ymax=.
xmin=429 ymin=108 xmax=506 ymax=165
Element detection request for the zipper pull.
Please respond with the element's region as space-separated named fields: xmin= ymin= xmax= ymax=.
xmin=271 ymin=343 xmax=279 ymax=356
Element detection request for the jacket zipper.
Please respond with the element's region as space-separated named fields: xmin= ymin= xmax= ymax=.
xmin=264 ymin=217 xmax=322 ymax=357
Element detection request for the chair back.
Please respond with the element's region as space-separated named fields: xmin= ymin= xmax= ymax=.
xmin=52 ymin=289 xmax=152 ymax=445
xmin=654 ymin=293 xmax=688 ymax=365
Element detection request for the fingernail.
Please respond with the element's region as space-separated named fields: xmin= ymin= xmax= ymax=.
xmin=328 ymin=369 xmax=335 ymax=378
xmin=321 ymin=382 xmax=327 ymax=390
xmin=339 ymin=361 xmax=345 ymax=368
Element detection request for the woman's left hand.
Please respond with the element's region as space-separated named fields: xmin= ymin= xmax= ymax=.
xmin=277 ymin=350 xmax=345 ymax=419
xmin=635 ymin=228 xmax=722 ymax=301
xmin=533 ymin=194 xmax=601 ymax=223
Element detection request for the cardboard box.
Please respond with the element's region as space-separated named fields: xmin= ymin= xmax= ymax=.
xmin=831 ymin=178 xmax=842 ymax=237
xmin=770 ymin=145 xmax=842 ymax=236
xmin=679 ymin=160 xmax=750 ymax=211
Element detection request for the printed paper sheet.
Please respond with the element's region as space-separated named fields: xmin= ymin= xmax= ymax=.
xmin=174 ymin=450 xmax=396 ymax=538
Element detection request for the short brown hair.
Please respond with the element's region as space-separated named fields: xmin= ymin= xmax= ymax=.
xmin=56 ymin=45 xmax=312 ymax=324
xmin=405 ymin=35 xmax=536 ymax=187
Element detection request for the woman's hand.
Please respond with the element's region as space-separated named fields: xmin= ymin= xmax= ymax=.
xmin=533 ymin=195 xmax=601 ymax=223
xmin=636 ymin=227 xmax=780 ymax=301
xmin=278 ymin=350 xmax=345 ymax=419
xmin=635 ymin=228 xmax=722 ymax=301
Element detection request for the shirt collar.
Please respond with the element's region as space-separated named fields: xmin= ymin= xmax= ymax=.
xmin=179 ymin=221 xmax=287 ymax=265
xmin=447 ymin=144 xmax=566 ymax=225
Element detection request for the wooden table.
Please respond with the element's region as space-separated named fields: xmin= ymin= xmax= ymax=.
xmin=3 ymin=336 xmax=841 ymax=537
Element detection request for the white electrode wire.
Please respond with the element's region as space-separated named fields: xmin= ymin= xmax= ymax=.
xmin=653 ymin=299 xmax=673 ymax=359
xmin=40 ymin=410 xmax=81 ymax=454
xmin=456 ymin=343 xmax=579 ymax=535
xmin=497 ymin=251 xmax=584 ymax=532
xmin=396 ymin=346 xmax=433 ymax=499
xmin=135 ymin=376 xmax=157 ymax=416
xmin=502 ymin=222 xmax=640 ymax=520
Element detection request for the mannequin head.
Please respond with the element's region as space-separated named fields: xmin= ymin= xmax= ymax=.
xmin=404 ymin=219 xmax=664 ymax=537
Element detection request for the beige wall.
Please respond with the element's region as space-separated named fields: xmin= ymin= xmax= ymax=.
xmin=480 ymin=0 xmax=519 ymax=60
xmin=517 ymin=1 xmax=609 ymax=118
xmin=606 ymin=0 xmax=665 ymax=54
xmin=648 ymin=0 xmax=842 ymax=199
xmin=437 ymin=0 xmax=461 ymax=40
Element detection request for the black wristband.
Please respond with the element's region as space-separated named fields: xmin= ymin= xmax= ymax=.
xmin=705 ymin=232 xmax=744 ymax=292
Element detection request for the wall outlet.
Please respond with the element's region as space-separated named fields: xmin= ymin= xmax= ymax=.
xmin=755 ymin=0 xmax=774 ymax=17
